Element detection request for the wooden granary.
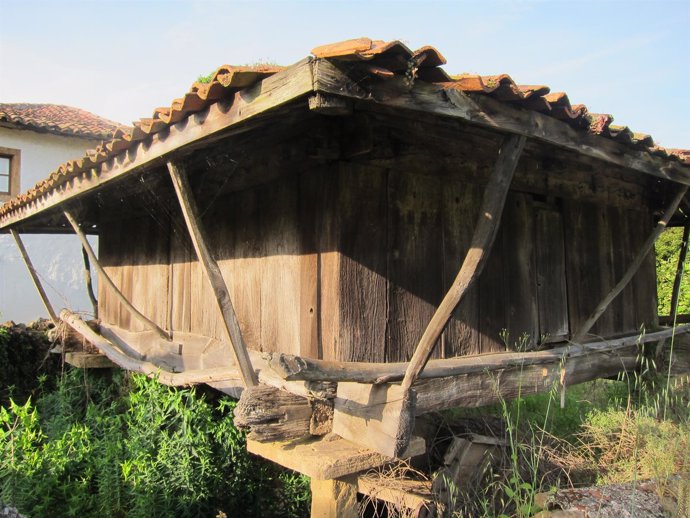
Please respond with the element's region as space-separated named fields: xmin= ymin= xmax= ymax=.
xmin=2 ymin=38 xmax=689 ymax=516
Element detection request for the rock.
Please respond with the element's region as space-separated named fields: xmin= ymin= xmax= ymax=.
xmin=0 ymin=503 xmax=25 ymax=518
xmin=534 ymin=477 xmax=688 ymax=518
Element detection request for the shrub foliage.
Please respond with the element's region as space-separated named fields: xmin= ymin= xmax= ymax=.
xmin=656 ymin=226 xmax=690 ymax=316
xmin=0 ymin=370 xmax=310 ymax=518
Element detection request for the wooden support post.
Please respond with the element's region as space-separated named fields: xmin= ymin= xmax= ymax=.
xmin=310 ymin=476 xmax=359 ymax=518
xmin=670 ymin=224 xmax=689 ymax=322
xmin=572 ymin=186 xmax=689 ymax=342
xmin=10 ymin=229 xmax=58 ymax=323
xmin=167 ymin=160 xmax=258 ymax=387
xmin=402 ymin=134 xmax=526 ymax=391
xmin=63 ymin=209 xmax=170 ymax=341
xmin=82 ymin=246 xmax=98 ymax=319
xmin=234 ymin=385 xmax=312 ymax=442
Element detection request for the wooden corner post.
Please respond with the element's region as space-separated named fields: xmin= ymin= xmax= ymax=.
xmin=10 ymin=229 xmax=58 ymax=324
xmin=63 ymin=209 xmax=171 ymax=341
xmin=167 ymin=160 xmax=258 ymax=387
xmin=310 ymin=476 xmax=358 ymax=518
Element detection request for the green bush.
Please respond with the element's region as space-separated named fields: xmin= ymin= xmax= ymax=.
xmin=0 ymin=322 xmax=60 ymax=406
xmin=1 ymin=369 xmax=310 ymax=518
xmin=656 ymin=227 xmax=689 ymax=316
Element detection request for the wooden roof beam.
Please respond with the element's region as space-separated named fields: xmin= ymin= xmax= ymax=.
xmin=312 ymin=59 xmax=690 ymax=185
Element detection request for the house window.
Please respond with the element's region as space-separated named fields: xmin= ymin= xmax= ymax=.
xmin=0 ymin=147 xmax=21 ymax=202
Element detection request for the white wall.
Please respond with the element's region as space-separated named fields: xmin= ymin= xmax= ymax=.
xmin=0 ymin=127 xmax=99 ymax=323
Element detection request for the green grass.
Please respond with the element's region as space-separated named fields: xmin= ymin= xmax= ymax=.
xmin=440 ymin=361 xmax=690 ymax=517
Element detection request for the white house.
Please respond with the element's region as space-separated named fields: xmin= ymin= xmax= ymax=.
xmin=0 ymin=103 xmax=123 ymax=323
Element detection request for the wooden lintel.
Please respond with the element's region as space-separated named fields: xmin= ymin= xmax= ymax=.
xmin=402 ymin=134 xmax=526 ymax=393
xmin=266 ymin=324 xmax=690 ymax=383
xmin=10 ymin=229 xmax=58 ymax=323
xmin=63 ymin=209 xmax=170 ymax=341
xmin=573 ymin=185 xmax=689 ymax=342
xmin=167 ymin=160 xmax=258 ymax=387
xmin=0 ymin=58 xmax=315 ymax=230
xmin=313 ymin=58 xmax=690 ymax=185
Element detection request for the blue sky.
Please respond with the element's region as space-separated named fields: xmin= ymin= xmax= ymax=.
xmin=1 ymin=0 xmax=688 ymax=148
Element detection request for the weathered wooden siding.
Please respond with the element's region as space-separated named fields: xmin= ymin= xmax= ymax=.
xmin=97 ymin=116 xmax=659 ymax=363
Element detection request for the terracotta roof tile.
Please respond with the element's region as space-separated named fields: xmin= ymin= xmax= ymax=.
xmin=1 ymin=38 xmax=688 ymax=221
xmin=0 ymin=103 xmax=124 ymax=139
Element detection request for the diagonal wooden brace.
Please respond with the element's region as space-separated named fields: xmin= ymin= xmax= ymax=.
xmin=64 ymin=209 xmax=171 ymax=341
xmin=10 ymin=229 xmax=58 ymax=324
xmin=402 ymin=134 xmax=526 ymax=392
xmin=572 ymin=185 xmax=689 ymax=342
xmin=167 ymin=160 xmax=258 ymax=387
xmin=333 ymin=135 xmax=526 ymax=458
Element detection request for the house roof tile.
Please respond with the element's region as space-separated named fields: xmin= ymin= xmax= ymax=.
xmin=0 ymin=103 xmax=124 ymax=140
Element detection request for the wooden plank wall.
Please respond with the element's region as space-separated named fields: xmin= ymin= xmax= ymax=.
xmin=320 ymin=163 xmax=388 ymax=362
xmin=564 ymin=202 xmax=656 ymax=338
xmin=97 ymin=123 xmax=660 ymax=363
xmin=98 ymin=212 xmax=170 ymax=333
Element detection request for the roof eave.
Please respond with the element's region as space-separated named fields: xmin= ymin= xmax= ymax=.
xmin=312 ymin=58 xmax=690 ymax=186
xmin=0 ymin=57 xmax=316 ymax=231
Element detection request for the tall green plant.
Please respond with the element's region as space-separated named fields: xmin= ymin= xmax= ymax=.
xmin=0 ymin=369 xmax=310 ymax=518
